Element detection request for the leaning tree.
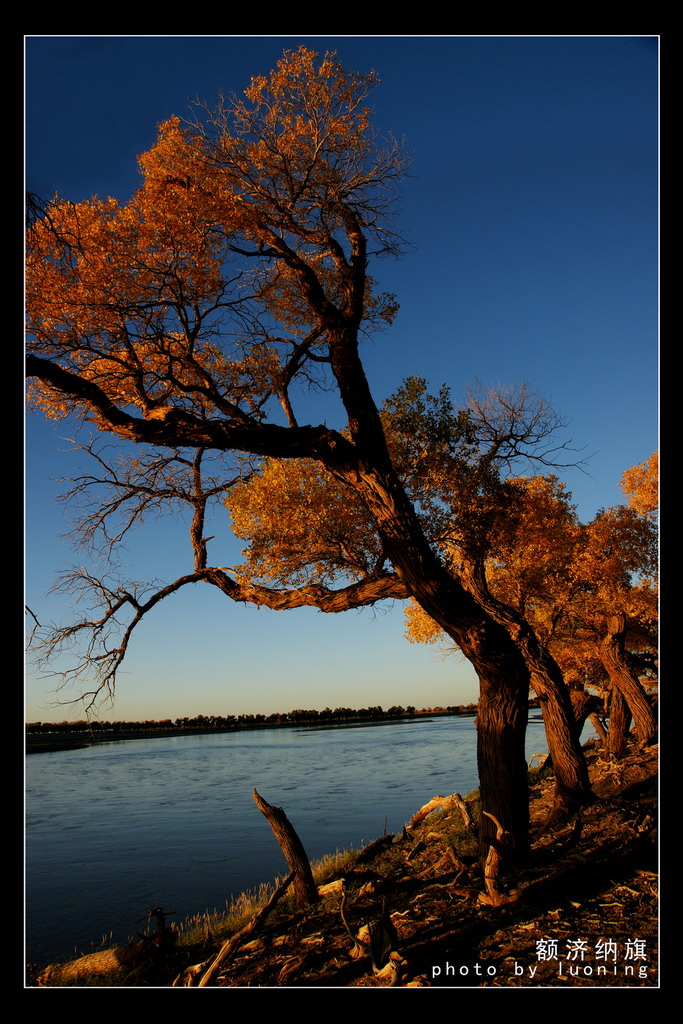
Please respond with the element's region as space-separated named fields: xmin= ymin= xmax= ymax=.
xmin=27 ymin=47 xmax=593 ymax=864
xmin=225 ymin=377 xmax=593 ymax=819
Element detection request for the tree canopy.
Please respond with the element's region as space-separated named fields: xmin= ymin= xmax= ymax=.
xmin=27 ymin=48 xmax=405 ymax=450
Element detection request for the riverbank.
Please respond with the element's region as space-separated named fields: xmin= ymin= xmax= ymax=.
xmin=30 ymin=741 xmax=658 ymax=988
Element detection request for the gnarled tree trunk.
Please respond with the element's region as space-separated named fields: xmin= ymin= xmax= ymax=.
xmin=606 ymin=686 xmax=632 ymax=756
xmin=527 ymin=654 xmax=593 ymax=818
xmin=459 ymin=561 xmax=593 ymax=820
xmin=601 ymin=614 xmax=656 ymax=748
xmin=568 ymin=685 xmax=603 ymax=735
xmin=475 ymin=661 xmax=530 ymax=862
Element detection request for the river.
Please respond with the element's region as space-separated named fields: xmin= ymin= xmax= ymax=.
xmin=26 ymin=714 xmax=553 ymax=966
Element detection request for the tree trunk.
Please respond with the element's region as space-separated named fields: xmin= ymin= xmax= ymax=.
xmin=606 ymin=686 xmax=631 ymax=756
xmin=330 ymin=463 xmax=534 ymax=866
xmin=528 ymin=656 xmax=594 ymax=818
xmin=458 ymin=562 xmax=593 ymax=820
xmin=589 ymin=712 xmax=608 ymax=747
xmin=400 ymin=584 xmax=532 ymax=863
xmin=568 ymin=686 xmax=602 ymax=735
xmin=601 ymin=614 xmax=656 ymax=748
xmin=252 ymin=790 xmax=320 ymax=909
xmin=388 ymin=562 xmax=532 ymax=863
xmin=475 ymin=663 xmax=530 ymax=863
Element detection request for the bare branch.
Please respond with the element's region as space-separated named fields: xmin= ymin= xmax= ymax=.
xmin=29 ymin=565 xmax=406 ymax=713
xmin=465 ymin=380 xmax=591 ymax=473
xmin=25 ymin=605 xmax=43 ymax=647
xmin=56 ymin=440 xmax=246 ymax=564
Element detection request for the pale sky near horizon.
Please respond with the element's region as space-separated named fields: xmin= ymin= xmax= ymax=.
xmin=25 ymin=35 xmax=658 ymax=723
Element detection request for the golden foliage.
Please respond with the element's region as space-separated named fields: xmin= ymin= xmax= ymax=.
xmin=26 ymin=47 xmax=406 ymax=430
xmin=620 ymin=451 xmax=658 ymax=517
xmin=404 ymin=599 xmax=445 ymax=646
xmin=485 ymin=475 xmax=582 ymax=611
xmin=226 ymin=458 xmax=381 ymax=587
xmin=404 ymin=460 xmax=658 ymax=680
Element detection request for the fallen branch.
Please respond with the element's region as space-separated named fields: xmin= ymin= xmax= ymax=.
xmin=340 ymin=886 xmax=399 ymax=972
xmin=37 ymin=940 xmax=152 ymax=986
xmin=416 ymin=845 xmax=467 ymax=879
xmin=452 ymin=794 xmax=475 ymax=832
xmin=174 ymin=871 xmax=296 ymax=987
xmin=410 ymin=793 xmax=473 ymax=830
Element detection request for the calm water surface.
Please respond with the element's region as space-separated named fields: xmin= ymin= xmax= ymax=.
xmin=26 ymin=715 xmax=551 ymax=966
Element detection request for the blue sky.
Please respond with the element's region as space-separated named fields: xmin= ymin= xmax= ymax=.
xmin=25 ymin=35 xmax=658 ymax=722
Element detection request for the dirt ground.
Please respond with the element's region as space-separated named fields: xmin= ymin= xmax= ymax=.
xmin=32 ymin=741 xmax=658 ymax=989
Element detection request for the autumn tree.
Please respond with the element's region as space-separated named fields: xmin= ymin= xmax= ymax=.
xmin=380 ymin=385 xmax=593 ymax=812
xmin=574 ymin=476 xmax=658 ymax=752
xmin=533 ymin=453 xmax=658 ymax=754
xmin=27 ymin=47 xmax=592 ymax=864
xmin=406 ymin=457 xmax=658 ymax=755
xmin=480 ymin=474 xmax=657 ymax=754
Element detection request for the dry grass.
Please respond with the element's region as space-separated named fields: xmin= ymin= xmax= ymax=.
xmin=174 ymin=846 xmax=359 ymax=950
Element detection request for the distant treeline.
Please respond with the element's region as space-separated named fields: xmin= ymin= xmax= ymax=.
xmin=26 ymin=704 xmax=485 ymax=735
